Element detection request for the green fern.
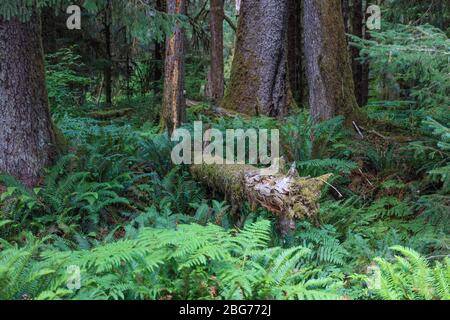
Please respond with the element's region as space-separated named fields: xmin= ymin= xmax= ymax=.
xmin=372 ymin=246 xmax=450 ymax=300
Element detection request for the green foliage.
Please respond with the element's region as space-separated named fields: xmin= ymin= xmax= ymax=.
xmin=46 ymin=47 xmax=90 ymax=112
xmin=372 ymin=246 xmax=449 ymax=300
xmin=281 ymin=114 xmax=356 ymax=176
xmin=0 ymin=0 xmax=70 ymax=21
xmin=353 ymin=24 xmax=450 ymax=128
xmin=407 ymin=118 xmax=450 ymax=192
xmin=0 ymin=220 xmax=343 ymax=300
xmin=0 ymin=155 xmax=130 ymax=238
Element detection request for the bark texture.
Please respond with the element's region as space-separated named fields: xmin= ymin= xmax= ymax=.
xmin=209 ymin=0 xmax=224 ymax=102
xmin=303 ymin=0 xmax=360 ymax=123
xmin=162 ymin=0 xmax=186 ymax=136
xmin=191 ymin=162 xmax=331 ymax=235
xmin=222 ymin=0 xmax=289 ymax=117
xmin=287 ymin=0 xmax=305 ymax=106
xmin=351 ymin=0 xmax=369 ymax=107
xmin=0 ymin=13 xmax=57 ymax=187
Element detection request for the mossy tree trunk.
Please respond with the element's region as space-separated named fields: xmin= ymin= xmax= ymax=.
xmin=222 ymin=0 xmax=289 ymax=117
xmin=191 ymin=162 xmax=331 ymax=235
xmin=0 ymin=12 xmax=57 ymax=187
xmin=162 ymin=0 xmax=186 ymax=136
xmin=287 ymin=0 xmax=305 ymax=106
xmin=209 ymin=0 xmax=224 ymax=103
xmin=303 ymin=0 xmax=361 ymax=124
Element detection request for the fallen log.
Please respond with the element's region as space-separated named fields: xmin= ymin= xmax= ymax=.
xmin=191 ymin=161 xmax=332 ymax=235
xmin=88 ymin=108 xmax=133 ymax=120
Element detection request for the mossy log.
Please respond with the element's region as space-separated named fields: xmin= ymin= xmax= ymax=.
xmin=191 ymin=162 xmax=332 ymax=235
xmin=88 ymin=108 xmax=133 ymax=120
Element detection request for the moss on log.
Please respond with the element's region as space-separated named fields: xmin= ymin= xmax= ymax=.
xmin=191 ymin=161 xmax=332 ymax=234
xmin=88 ymin=108 xmax=133 ymax=120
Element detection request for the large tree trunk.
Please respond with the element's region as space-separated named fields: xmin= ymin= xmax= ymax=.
xmin=0 ymin=12 xmax=57 ymax=187
xmin=303 ymin=0 xmax=361 ymax=124
xmin=162 ymin=0 xmax=186 ymax=137
xmin=209 ymin=0 xmax=224 ymax=103
xmin=222 ymin=0 xmax=289 ymax=117
xmin=191 ymin=162 xmax=331 ymax=235
xmin=287 ymin=0 xmax=305 ymax=106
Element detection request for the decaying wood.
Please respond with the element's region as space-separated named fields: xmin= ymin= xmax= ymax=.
xmin=191 ymin=161 xmax=332 ymax=235
xmin=88 ymin=108 xmax=133 ymax=120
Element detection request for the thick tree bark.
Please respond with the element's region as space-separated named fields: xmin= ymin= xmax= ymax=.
xmin=209 ymin=0 xmax=224 ymax=103
xmin=162 ymin=0 xmax=186 ymax=136
xmin=287 ymin=0 xmax=305 ymax=106
xmin=303 ymin=0 xmax=361 ymax=124
xmin=191 ymin=162 xmax=331 ymax=235
xmin=222 ymin=0 xmax=289 ymax=117
xmin=0 ymin=13 xmax=57 ymax=187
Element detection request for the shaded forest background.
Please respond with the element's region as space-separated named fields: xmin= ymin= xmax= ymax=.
xmin=0 ymin=0 xmax=449 ymax=300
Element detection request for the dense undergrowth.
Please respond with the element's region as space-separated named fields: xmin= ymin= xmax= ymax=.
xmin=0 ymin=23 xmax=449 ymax=300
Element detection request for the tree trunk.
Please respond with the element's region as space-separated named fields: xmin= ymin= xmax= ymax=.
xmin=153 ymin=0 xmax=165 ymax=95
xmin=191 ymin=162 xmax=331 ymax=235
xmin=341 ymin=0 xmax=351 ymax=34
xmin=41 ymin=7 xmax=57 ymax=53
xmin=303 ymin=0 xmax=361 ymax=124
xmin=0 ymin=12 xmax=57 ymax=187
xmin=351 ymin=0 xmax=365 ymax=107
xmin=287 ymin=0 xmax=305 ymax=106
xmin=104 ymin=0 xmax=113 ymax=107
xmin=222 ymin=0 xmax=289 ymax=117
xmin=360 ymin=2 xmax=370 ymax=107
xmin=162 ymin=0 xmax=186 ymax=136
xmin=209 ymin=0 xmax=224 ymax=103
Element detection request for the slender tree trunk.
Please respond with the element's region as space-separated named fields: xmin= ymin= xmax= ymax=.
xmin=153 ymin=0 xmax=165 ymax=95
xmin=153 ymin=42 xmax=164 ymax=94
xmin=0 ymin=12 xmax=57 ymax=187
xmin=104 ymin=0 xmax=113 ymax=107
xmin=360 ymin=2 xmax=370 ymax=107
xmin=351 ymin=0 xmax=365 ymax=107
xmin=209 ymin=0 xmax=224 ymax=103
xmin=303 ymin=0 xmax=361 ymax=124
xmin=222 ymin=0 xmax=289 ymax=117
xmin=341 ymin=0 xmax=351 ymax=34
xmin=162 ymin=0 xmax=186 ymax=136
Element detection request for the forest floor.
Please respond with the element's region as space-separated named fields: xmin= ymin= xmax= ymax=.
xmin=0 ymin=97 xmax=448 ymax=300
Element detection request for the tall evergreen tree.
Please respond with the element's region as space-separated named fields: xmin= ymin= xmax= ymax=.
xmin=0 ymin=11 xmax=57 ymax=186
xmin=222 ymin=0 xmax=289 ymax=117
xmin=303 ymin=0 xmax=361 ymax=123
